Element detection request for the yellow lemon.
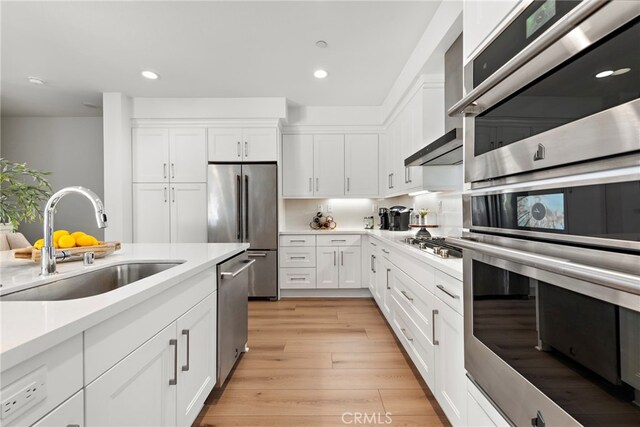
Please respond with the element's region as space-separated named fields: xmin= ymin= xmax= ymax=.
xmin=77 ymin=235 xmax=98 ymax=247
xmin=53 ymin=230 xmax=69 ymax=245
xmin=58 ymin=235 xmax=76 ymax=249
xmin=70 ymin=231 xmax=86 ymax=240
xmin=33 ymin=238 xmax=44 ymax=250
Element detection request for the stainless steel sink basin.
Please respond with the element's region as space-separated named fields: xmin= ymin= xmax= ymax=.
xmin=1 ymin=262 xmax=183 ymax=301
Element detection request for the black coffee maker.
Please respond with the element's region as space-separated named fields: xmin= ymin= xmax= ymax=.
xmin=389 ymin=206 xmax=412 ymax=231
xmin=379 ymin=207 xmax=390 ymax=230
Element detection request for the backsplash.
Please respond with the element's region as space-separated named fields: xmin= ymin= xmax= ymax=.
xmin=281 ymin=191 xmax=463 ymax=236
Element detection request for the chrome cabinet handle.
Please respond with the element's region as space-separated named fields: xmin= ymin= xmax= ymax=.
xmin=448 ymin=0 xmax=604 ymax=117
xmin=171 ymin=163 xmax=175 ymax=179
xmin=169 ymin=339 xmax=178 ymax=385
xmin=408 ymin=167 xmax=412 ymax=183
xmin=382 ymin=249 xmax=390 ymax=254
xmin=370 ymin=255 xmax=374 ymax=272
xmin=221 ymin=259 xmax=256 ymax=278
xmin=67 ymin=425 xmax=80 ymax=427
xmin=388 ymin=174 xmax=391 ymax=189
xmin=401 ymin=290 xmax=413 ymax=302
xmin=290 ymin=277 xmax=307 ymax=281
xmin=400 ymin=328 xmax=413 ymax=342
xmin=370 ymin=242 xmax=377 ymax=247
xmin=347 ymin=177 xmax=350 ymax=192
xmin=171 ymin=187 xmax=175 ymax=203
xmin=372 ymin=255 xmax=376 ymax=273
xmin=237 ymin=141 xmax=241 ymax=157
xmin=437 ymin=284 xmax=459 ymax=299
xmin=404 ymin=167 xmax=408 ymax=184
xmin=163 ymin=187 xmax=168 ymax=203
xmin=341 ymin=251 xmax=344 ymax=266
xmin=163 ymin=163 xmax=167 ymax=179
xmin=390 ymin=173 xmax=394 ymax=189
xmin=290 ymin=256 xmax=307 ymax=260
xmin=432 ymin=310 xmax=439 ymax=345
xmin=316 ymin=178 xmax=319 ymax=192
xmin=308 ymin=178 xmax=312 ymax=193
xmin=290 ymin=239 xmax=306 ymax=243
xmin=333 ymin=251 xmax=337 ymax=266
xmin=181 ymin=329 xmax=190 ymax=372
xmin=331 ymin=239 xmax=346 ymax=242
xmin=244 ymin=141 xmax=248 ymax=157
xmin=386 ymin=268 xmax=391 ymax=290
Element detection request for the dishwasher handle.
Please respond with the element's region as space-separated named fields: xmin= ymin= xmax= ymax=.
xmin=221 ymin=259 xmax=256 ymax=279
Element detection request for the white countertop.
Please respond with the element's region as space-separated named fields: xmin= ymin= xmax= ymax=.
xmin=0 ymin=243 xmax=248 ymax=371
xmin=280 ymin=228 xmax=463 ymax=280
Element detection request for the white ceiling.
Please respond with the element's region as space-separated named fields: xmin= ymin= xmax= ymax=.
xmin=1 ymin=1 xmax=442 ymax=117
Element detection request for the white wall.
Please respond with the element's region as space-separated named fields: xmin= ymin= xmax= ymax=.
xmin=1 ymin=117 xmax=104 ymax=243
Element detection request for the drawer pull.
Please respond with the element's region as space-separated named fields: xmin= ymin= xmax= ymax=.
xmin=401 ymin=290 xmax=413 ymax=302
xmin=331 ymin=239 xmax=347 ymax=242
xmin=400 ymin=328 xmax=414 ymax=342
xmin=370 ymin=242 xmax=377 ymax=247
xmin=382 ymin=249 xmax=390 ymax=254
xmin=432 ymin=310 xmax=439 ymax=346
xmin=290 ymin=256 xmax=307 ymax=260
xmin=437 ymin=284 xmax=459 ymax=299
xmin=290 ymin=277 xmax=307 ymax=281
xmin=290 ymin=239 xmax=306 ymax=243
xmin=386 ymin=268 xmax=391 ymax=290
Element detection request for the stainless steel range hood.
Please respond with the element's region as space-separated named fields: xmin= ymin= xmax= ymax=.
xmin=406 ymin=34 xmax=463 ymax=167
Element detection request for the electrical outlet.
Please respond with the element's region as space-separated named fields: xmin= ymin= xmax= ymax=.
xmin=372 ymin=204 xmax=378 ymax=213
xmin=326 ymin=204 xmax=332 ymax=213
xmin=317 ymin=204 xmax=323 ymax=213
xmin=1 ymin=367 xmax=46 ymax=420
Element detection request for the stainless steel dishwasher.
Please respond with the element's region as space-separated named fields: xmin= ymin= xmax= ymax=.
xmin=217 ymin=251 xmax=254 ymax=387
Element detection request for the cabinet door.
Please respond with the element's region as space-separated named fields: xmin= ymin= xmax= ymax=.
xmin=207 ymin=128 xmax=243 ymax=162
xmin=86 ymin=324 xmax=177 ymax=427
xmin=242 ymin=128 xmax=277 ymax=161
xmin=316 ymin=246 xmax=339 ymax=288
xmin=282 ymin=134 xmax=314 ymax=197
xmin=313 ymin=134 xmax=344 ymax=197
xmin=339 ymin=247 xmax=361 ymax=289
xmin=345 ymin=134 xmax=378 ymax=197
xmin=132 ymin=128 xmax=170 ymax=183
xmin=32 ymin=390 xmax=84 ymax=427
xmin=170 ymin=183 xmax=207 ymax=243
xmin=133 ymin=183 xmax=170 ymax=243
xmin=176 ymin=294 xmax=217 ymax=427
xmin=169 ymin=128 xmax=206 ymax=183
xmin=434 ymin=300 xmax=467 ymax=426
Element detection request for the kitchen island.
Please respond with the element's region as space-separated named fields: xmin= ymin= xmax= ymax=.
xmin=0 ymin=242 xmax=247 ymax=427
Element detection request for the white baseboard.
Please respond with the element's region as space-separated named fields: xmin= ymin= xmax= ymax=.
xmin=280 ymin=288 xmax=373 ymax=298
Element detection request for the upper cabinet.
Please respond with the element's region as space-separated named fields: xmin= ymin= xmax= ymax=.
xmin=463 ymin=0 xmax=521 ymax=63
xmin=282 ymin=133 xmax=379 ymax=198
xmin=207 ymin=127 xmax=277 ymax=162
xmin=133 ymin=128 xmax=206 ymax=183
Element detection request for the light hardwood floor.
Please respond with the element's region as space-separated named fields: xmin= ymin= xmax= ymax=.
xmin=194 ymin=298 xmax=450 ymax=427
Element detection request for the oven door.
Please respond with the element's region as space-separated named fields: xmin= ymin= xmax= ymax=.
xmin=453 ymin=1 xmax=640 ymax=184
xmin=449 ymin=234 xmax=640 ymax=427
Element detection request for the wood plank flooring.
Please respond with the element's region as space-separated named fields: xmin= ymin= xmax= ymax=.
xmin=194 ymin=298 xmax=449 ymax=427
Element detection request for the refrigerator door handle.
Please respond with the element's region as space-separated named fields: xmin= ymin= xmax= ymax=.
xmin=244 ymin=174 xmax=249 ymax=241
xmin=236 ymin=175 xmax=242 ymax=240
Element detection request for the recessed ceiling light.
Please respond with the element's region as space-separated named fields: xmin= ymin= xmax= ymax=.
xmin=595 ymin=70 xmax=614 ymax=78
xmin=612 ymin=67 xmax=631 ymax=76
xmin=316 ymin=40 xmax=328 ymax=48
xmin=141 ymin=70 xmax=159 ymax=80
xmin=314 ymin=69 xmax=328 ymax=79
xmin=27 ymin=76 xmax=45 ymax=85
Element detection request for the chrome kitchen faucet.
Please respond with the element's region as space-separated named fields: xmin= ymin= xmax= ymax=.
xmin=41 ymin=186 xmax=108 ymax=276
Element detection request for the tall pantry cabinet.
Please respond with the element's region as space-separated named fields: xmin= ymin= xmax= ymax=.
xmin=132 ymin=128 xmax=207 ymax=243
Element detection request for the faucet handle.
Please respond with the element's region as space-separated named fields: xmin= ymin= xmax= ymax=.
xmin=83 ymin=252 xmax=95 ymax=266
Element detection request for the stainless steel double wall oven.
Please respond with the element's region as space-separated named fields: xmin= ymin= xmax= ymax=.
xmin=449 ymin=1 xmax=640 ymax=426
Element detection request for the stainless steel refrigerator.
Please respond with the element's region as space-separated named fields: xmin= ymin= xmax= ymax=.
xmin=207 ymin=163 xmax=278 ymax=299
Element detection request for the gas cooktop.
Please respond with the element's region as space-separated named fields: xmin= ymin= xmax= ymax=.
xmin=399 ymin=237 xmax=463 ymax=259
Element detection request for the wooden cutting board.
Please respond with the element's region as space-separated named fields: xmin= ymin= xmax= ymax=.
xmin=14 ymin=241 xmax=122 ymax=262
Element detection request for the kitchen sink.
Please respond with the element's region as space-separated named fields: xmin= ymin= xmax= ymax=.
xmin=1 ymin=262 xmax=183 ymax=301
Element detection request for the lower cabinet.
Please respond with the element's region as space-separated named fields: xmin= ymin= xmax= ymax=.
xmin=32 ymin=391 xmax=84 ymax=427
xmin=86 ymin=293 xmax=216 ymax=427
xmin=316 ymin=246 xmax=362 ymax=289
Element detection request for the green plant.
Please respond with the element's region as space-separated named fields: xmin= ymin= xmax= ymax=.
xmin=0 ymin=158 xmax=53 ymax=230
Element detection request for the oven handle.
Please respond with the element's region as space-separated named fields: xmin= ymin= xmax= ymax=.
xmin=448 ymin=0 xmax=605 ymax=117
xmin=448 ymin=237 xmax=640 ymax=296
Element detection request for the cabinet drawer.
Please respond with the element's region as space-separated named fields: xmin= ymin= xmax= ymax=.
xmin=279 ymin=235 xmax=316 ymax=247
xmin=279 ymin=247 xmax=316 ymax=268
xmin=391 ymin=268 xmax=437 ymax=343
xmin=316 ymin=234 xmax=361 ymax=247
xmin=388 ymin=250 xmax=436 ymax=294
xmin=279 ymin=268 xmax=316 ymax=289
xmin=435 ymin=270 xmax=463 ymax=315
xmin=391 ymin=295 xmax=435 ymax=388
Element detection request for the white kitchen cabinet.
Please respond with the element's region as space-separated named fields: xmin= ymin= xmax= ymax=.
xmin=279 ymin=267 xmax=316 ymax=289
xmin=208 ymin=127 xmax=277 ymax=162
xmin=133 ymin=128 xmax=206 ymax=184
xmin=32 ymin=391 xmax=84 ymax=427
xmin=463 ymin=0 xmax=521 ymax=63
xmin=316 ymin=246 xmax=340 ymax=288
xmin=176 ymin=294 xmax=216 ymax=427
xmin=338 ymin=246 xmax=361 ymax=289
xmin=169 ymin=128 xmax=207 ymax=183
xmin=132 ymin=128 xmax=170 ymax=183
xmin=133 ymin=183 xmax=206 ymax=244
xmin=170 ymin=183 xmax=207 ymax=243
xmin=345 ymin=134 xmax=379 ymax=196
xmin=313 ymin=134 xmax=345 ymax=197
xmin=133 ymin=183 xmax=171 ymax=243
xmin=282 ymin=134 xmax=314 ymax=197
xmin=85 ymin=323 xmax=178 ymax=427
xmin=434 ymin=297 xmax=466 ymax=426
